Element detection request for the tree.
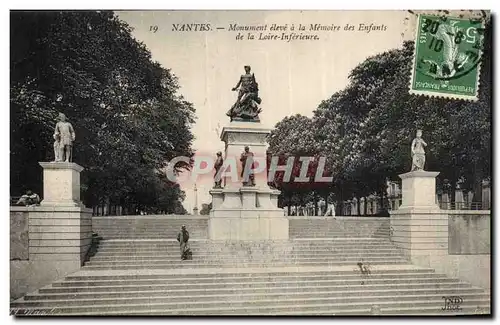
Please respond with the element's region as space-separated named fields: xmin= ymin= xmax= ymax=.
xmin=271 ymin=11 xmax=491 ymax=211
xmin=267 ymin=114 xmax=333 ymax=215
xmin=10 ymin=11 xmax=194 ymax=213
xmin=312 ymin=13 xmax=491 ymax=206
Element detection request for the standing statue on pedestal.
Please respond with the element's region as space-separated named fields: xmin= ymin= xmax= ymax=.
xmin=240 ymin=146 xmax=255 ymax=186
xmin=53 ymin=113 xmax=76 ymax=163
xmin=411 ymin=129 xmax=427 ymax=171
xmin=226 ymin=65 xmax=262 ymax=122
xmin=214 ymin=151 xmax=224 ymax=188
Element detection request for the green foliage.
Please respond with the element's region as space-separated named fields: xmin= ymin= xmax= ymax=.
xmin=267 ymin=114 xmax=333 ymax=209
xmin=270 ymin=19 xmax=491 ymax=206
xmin=10 ymin=11 xmax=194 ymax=213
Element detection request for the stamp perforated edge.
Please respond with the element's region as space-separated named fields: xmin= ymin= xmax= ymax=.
xmin=408 ymin=13 xmax=484 ymax=102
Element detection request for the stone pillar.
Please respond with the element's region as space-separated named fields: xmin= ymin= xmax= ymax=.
xmin=455 ymin=187 xmax=465 ymax=210
xmin=360 ymin=197 xmax=365 ymax=216
xmin=466 ymin=191 xmax=474 ymax=209
xmin=11 ymin=162 xmax=92 ymax=299
xmin=352 ymin=198 xmax=358 ymax=216
xmin=442 ymin=192 xmax=450 ymax=210
xmin=39 ymin=162 xmax=84 ymax=207
xmin=35 ymin=163 xmax=92 ymax=261
xmin=390 ymin=171 xmax=448 ymax=263
xmin=482 ymin=180 xmax=491 ymax=210
xmin=373 ymin=196 xmax=379 ymax=214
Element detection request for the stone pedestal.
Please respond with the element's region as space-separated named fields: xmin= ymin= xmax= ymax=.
xmin=209 ymin=121 xmax=288 ymax=240
xmin=390 ymin=171 xmax=447 ymax=259
xmin=209 ymin=188 xmax=224 ymax=209
xmin=399 ymin=170 xmax=440 ymax=210
xmin=10 ymin=162 xmax=92 ymax=299
xmin=390 ymin=170 xmax=491 ymax=290
xmin=39 ymin=162 xmax=84 ymax=207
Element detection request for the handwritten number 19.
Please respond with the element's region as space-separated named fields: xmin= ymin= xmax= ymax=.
xmin=150 ymin=25 xmax=158 ymax=33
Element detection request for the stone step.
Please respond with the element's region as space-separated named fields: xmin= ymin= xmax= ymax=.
xmin=25 ymin=285 xmax=481 ymax=301
xmin=45 ymin=279 xmax=466 ymax=293
xmin=82 ymin=260 xmax=409 ymax=270
xmin=56 ymin=271 xmax=448 ymax=284
xmin=63 ymin=268 xmax=438 ymax=281
xmin=289 ymin=233 xmax=390 ymax=236
xmin=12 ymin=303 xmax=489 ymax=316
xmin=90 ymin=251 xmax=404 ymax=259
xmin=95 ymin=244 xmax=397 ymax=250
xmin=95 ymin=243 xmax=398 ymax=248
xmin=87 ymin=255 xmax=407 ymax=264
xmin=94 ymin=246 xmax=396 ymax=251
xmin=90 ymin=252 xmax=405 ymax=260
xmin=92 ymin=246 xmax=403 ymax=251
xmin=289 ymin=228 xmax=390 ymax=231
xmin=41 ymin=279 xmax=470 ymax=294
xmin=93 ymin=248 xmax=400 ymax=254
xmin=11 ymin=293 xmax=489 ymax=313
xmin=92 ymin=248 xmax=400 ymax=254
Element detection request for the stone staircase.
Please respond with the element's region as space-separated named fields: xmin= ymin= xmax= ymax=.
xmin=91 ymin=215 xmax=390 ymax=239
xmin=11 ymin=216 xmax=490 ymax=315
xmin=84 ymin=239 xmax=408 ymax=270
xmin=289 ymin=217 xmax=390 ymax=238
xmin=91 ymin=216 xmax=208 ymax=239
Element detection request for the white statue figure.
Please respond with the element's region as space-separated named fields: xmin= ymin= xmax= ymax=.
xmin=411 ymin=130 xmax=427 ymax=171
xmin=53 ymin=113 xmax=76 ymax=162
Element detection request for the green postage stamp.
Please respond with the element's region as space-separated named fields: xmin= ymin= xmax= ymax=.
xmin=410 ymin=14 xmax=485 ymax=100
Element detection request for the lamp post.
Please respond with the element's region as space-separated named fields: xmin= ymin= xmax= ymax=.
xmin=193 ymin=183 xmax=198 ymax=215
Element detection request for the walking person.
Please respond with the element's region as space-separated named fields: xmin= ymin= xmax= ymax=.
xmin=177 ymin=225 xmax=192 ymax=260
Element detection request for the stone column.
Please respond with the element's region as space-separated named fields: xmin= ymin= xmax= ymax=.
xmin=360 ymin=197 xmax=365 ymax=216
xmin=352 ymin=198 xmax=358 ymax=216
xmin=368 ymin=198 xmax=374 ymax=215
xmin=455 ymin=187 xmax=465 ymax=210
xmin=482 ymin=180 xmax=491 ymax=210
xmin=373 ymin=196 xmax=379 ymax=214
xmin=442 ymin=192 xmax=450 ymax=210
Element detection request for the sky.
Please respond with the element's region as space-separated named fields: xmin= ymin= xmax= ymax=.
xmin=117 ymin=10 xmax=415 ymax=212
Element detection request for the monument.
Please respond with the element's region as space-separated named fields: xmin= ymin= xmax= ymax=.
xmin=390 ymin=129 xmax=444 ymax=263
xmin=226 ymin=65 xmax=262 ymax=122
xmin=410 ymin=129 xmax=427 ymax=171
xmin=40 ymin=113 xmax=84 ymax=207
xmin=53 ymin=112 xmax=75 ymax=163
xmin=209 ymin=66 xmax=287 ymax=240
xmin=10 ymin=112 xmax=92 ymax=299
xmin=214 ymin=151 xmax=224 ymax=188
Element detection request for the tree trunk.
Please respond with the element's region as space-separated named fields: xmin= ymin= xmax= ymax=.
xmin=335 ymin=201 xmax=341 ymax=216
